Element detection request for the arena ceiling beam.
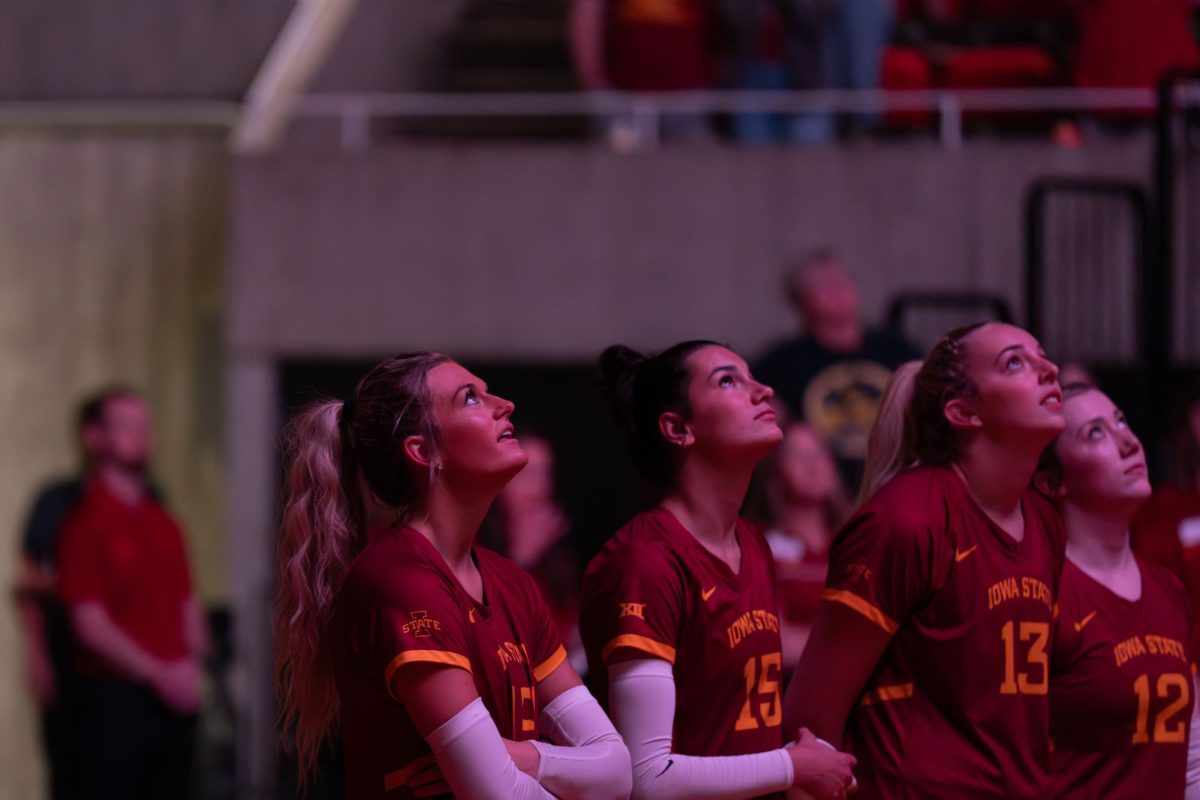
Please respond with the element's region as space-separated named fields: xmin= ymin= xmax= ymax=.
xmin=231 ymin=0 xmax=359 ymax=153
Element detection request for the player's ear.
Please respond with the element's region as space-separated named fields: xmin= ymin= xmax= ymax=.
xmin=402 ymin=434 xmax=438 ymax=471
xmin=944 ymin=397 xmax=982 ymax=430
xmin=658 ymin=411 xmax=694 ymax=449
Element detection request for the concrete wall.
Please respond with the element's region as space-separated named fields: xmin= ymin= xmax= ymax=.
xmin=230 ymin=136 xmax=1154 ymax=359
xmin=0 ymin=132 xmax=227 ymax=800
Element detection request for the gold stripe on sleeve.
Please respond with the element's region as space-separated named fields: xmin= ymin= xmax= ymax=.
xmin=601 ymin=633 xmax=677 ymax=665
xmin=383 ymin=754 xmax=436 ymax=791
xmin=859 ymin=682 xmax=914 ymax=706
xmin=533 ymin=645 xmax=568 ymax=682
xmin=822 ymin=588 xmax=900 ymax=636
xmin=384 ymin=650 xmax=473 ymax=701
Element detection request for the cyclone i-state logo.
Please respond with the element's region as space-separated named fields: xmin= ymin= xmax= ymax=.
xmin=402 ymin=610 xmax=441 ymax=638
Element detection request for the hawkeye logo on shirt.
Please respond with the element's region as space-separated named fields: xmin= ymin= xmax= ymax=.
xmin=619 ymin=602 xmax=647 ymax=620
xmin=402 ymin=611 xmax=442 ymax=638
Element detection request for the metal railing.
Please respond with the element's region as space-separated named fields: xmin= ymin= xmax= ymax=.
xmin=4 ymin=86 xmax=1200 ymax=150
xmin=295 ymin=86 xmax=1184 ymax=150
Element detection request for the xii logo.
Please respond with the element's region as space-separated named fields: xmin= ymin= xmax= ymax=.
xmin=619 ymin=602 xmax=646 ymax=620
xmin=402 ymin=610 xmax=442 ymax=638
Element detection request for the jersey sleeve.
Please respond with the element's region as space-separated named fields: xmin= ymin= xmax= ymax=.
xmin=347 ymin=564 xmax=473 ymax=702
xmin=56 ymin=514 xmax=108 ymax=606
xmin=823 ymin=493 xmax=937 ymax=636
xmin=590 ymin=540 xmax=686 ymax=665
xmin=514 ymin=568 xmax=568 ymax=682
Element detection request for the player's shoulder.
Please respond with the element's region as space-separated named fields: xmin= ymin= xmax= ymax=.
xmin=858 ymin=465 xmax=958 ymax=531
xmin=586 ymin=510 xmax=683 ymax=580
xmin=344 ymin=526 xmax=453 ymax=604
xmin=1140 ymin=557 xmax=1190 ymax=610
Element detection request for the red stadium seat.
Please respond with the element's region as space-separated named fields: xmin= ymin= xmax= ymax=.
xmin=881 ymin=46 xmax=937 ymax=128
xmin=942 ymin=45 xmax=1060 ymax=124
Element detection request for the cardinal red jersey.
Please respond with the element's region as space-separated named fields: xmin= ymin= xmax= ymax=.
xmin=581 ymin=508 xmax=785 ymax=764
xmin=823 ymin=465 xmax=1066 ymax=799
xmin=1050 ymin=557 xmax=1194 ymax=798
xmin=1132 ymin=485 xmax=1200 ymax=656
xmin=331 ymin=525 xmax=566 ymax=800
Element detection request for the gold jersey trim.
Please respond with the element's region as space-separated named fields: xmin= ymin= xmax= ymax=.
xmin=533 ymin=645 xmax=568 ymax=682
xmin=385 ymin=649 xmax=473 ymax=701
xmin=383 ymin=754 xmax=436 ymax=791
xmin=822 ymin=588 xmax=900 ymax=636
xmin=602 ymin=633 xmax=677 ymax=664
xmin=860 ymin=682 xmax=915 ymax=706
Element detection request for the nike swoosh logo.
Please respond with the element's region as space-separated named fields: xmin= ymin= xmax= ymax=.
xmin=955 ymin=546 xmax=977 ymax=563
xmin=701 ymin=586 xmax=717 ymax=602
xmin=1074 ymin=611 xmax=1097 ymax=633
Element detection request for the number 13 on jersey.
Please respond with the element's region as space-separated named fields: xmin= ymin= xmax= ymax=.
xmin=1000 ymin=620 xmax=1049 ymax=695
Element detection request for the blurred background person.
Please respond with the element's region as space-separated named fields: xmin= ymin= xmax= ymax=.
xmin=569 ymin=0 xmax=719 ymax=145
xmin=55 ymin=389 xmax=207 ymax=800
xmin=754 ymin=250 xmax=920 ymax=491
xmin=1133 ymin=379 xmax=1200 ymax=657
xmin=748 ymin=421 xmax=848 ymax=669
xmin=11 ymin=393 xmax=123 ymax=800
xmin=718 ymin=0 xmax=835 ymax=144
xmin=485 ymin=433 xmax=586 ymax=676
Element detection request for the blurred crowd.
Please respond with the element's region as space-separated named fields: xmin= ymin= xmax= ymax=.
xmin=569 ymin=0 xmax=1200 ymax=144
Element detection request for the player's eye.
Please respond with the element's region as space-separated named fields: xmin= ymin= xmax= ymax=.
xmin=719 ymin=374 xmax=735 ymax=388
xmin=464 ymin=388 xmax=480 ymax=406
xmin=1116 ymin=414 xmax=1128 ymax=429
xmin=1005 ymin=355 xmax=1023 ymax=371
xmin=1087 ymin=425 xmax=1105 ymax=440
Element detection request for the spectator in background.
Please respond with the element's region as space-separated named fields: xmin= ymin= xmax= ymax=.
xmin=56 ymin=389 xmax=206 ymax=800
xmin=485 ymin=433 xmax=586 ymax=675
xmin=12 ymin=393 xmax=123 ymax=800
xmin=750 ymin=422 xmax=847 ymax=668
xmin=719 ymin=0 xmax=835 ymax=143
xmin=1073 ymin=0 xmax=1200 ymax=92
xmin=824 ymin=0 xmax=893 ymax=136
xmin=569 ymin=0 xmax=719 ymax=145
xmin=754 ymin=250 xmax=920 ymax=491
xmin=1132 ymin=380 xmax=1200 ymax=657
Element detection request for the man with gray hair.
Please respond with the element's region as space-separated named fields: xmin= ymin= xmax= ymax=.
xmin=754 ymin=250 xmax=918 ymax=490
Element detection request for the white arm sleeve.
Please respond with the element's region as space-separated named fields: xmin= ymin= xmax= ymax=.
xmin=608 ymin=659 xmax=793 ymax=800
xmin=528 ymin=684 xmax=633 ymax=800
xmin=425 ymin=698 xmax=555 ymax=800
xmin=1186 ymin=678 xmax=1200 ymax=800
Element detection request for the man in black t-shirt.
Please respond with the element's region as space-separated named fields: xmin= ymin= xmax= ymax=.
xmin=754 ymin=250 xmax=919 ymax=492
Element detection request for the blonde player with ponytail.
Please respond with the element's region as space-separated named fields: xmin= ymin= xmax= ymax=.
xmin=274 ymin=353 xmax=631 ymax=799
xmin=783 ymin=323 xmax=1068 ymax=798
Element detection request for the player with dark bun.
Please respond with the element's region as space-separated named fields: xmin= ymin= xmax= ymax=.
xmin=274 ymin=353 xmax=631 ymax=800
xmin=782 ymin=322 xmax=1067 ymax=798
xmin=1035 ymin=383 xmax=1200 ymax=797
xmin=580 ymin=340 xmax=856 ymax=800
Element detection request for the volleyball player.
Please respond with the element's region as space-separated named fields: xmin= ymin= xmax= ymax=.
xmin=274 ymin=353 xmax=631 ymax=800
xmin=580 ymin=341 xmax=857 ymax=800
xmin=1035 ymin=383 xmax=1200 ymax=797
xmin=782 ymin=322 xmax=1067 ymax=798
